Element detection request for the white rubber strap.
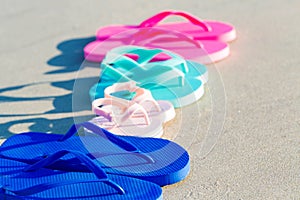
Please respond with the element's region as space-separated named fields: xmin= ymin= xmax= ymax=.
xmin=92 ymin=98 xmax=150 ymax=125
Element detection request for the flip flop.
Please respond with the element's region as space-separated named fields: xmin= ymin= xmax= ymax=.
xmin=90 ymin=96 xmax=164 ymax=138
xmin=0 ymin=150 xmax=163 ymax=200
xmin=0 ymin=122 xmax=190 ymax=186
xmin=84 ymin=27 xmax=230 ymax=64
xmin=89 ymin=46 xmax=208 ymax=108
xmin=96 ymin=10 xmax=236 ymax=43
xmin=90 ymin=81 xmax=175 ymax=138
xmin=103 ymin=81 xmax=176 ymax=123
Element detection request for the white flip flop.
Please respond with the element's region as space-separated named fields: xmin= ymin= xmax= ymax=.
xmin=104 ymin=81 xmax=176 ymax=123
xmin=91 ymin=96 xmax=163 ymax=138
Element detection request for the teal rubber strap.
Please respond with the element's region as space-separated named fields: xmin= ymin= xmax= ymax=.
xmin=129 ymin=47 xmax=188 ymax=73
xmin=128 ymin=48 xmax=163 ymax=64
xmin=106 ymin=46 xmax=188 ymax=72
xmin=101 ymin=46 xmax=188 ymax=88
xmin=101 ymin=62 xmax=133 ymax=82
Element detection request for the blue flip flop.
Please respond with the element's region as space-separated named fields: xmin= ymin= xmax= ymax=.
xmin=0 ymin=150 xmax=162 ymax=200
xmin=89 ymin=45 xmax=207 ymax=108
xmin=0 ymin=122 xmax=190 ymax=186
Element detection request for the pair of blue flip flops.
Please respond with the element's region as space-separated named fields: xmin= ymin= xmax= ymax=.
xmin=0 ymin=122 xmax=189 ymax=199
xmin=89 ymin=45 xmax=208 ymax=108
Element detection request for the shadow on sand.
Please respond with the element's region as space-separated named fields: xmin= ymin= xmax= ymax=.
xmin=0 ymin=36 xmax=100 ymax=139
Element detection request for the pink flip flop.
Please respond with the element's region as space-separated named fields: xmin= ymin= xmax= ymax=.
xmin=91 ymin=97 xmax=164 ymax=138
xmin=104 ymin=81 xmax=176 ymax=123
xmin=84 ymin=28 xmax=229 ymax=64
xmin=90 ymin=82 xmax=176 ymax=138
xmin=96 ymin=10 xmax=236 ymax=42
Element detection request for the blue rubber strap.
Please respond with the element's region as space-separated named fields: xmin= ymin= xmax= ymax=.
xmin=24 ymin=150 xmax=107 ymax=177
xmin=58 ymin=122 xmax=154 ymax=163
xmin=2 ymin=179 xmax=125 ymax=196
xmin=22 ymin=150 xmax=125 ymax=195
xmin=59 ymin=122 xmax=137 ymax=151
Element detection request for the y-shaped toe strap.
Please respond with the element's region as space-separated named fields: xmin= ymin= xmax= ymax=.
xmin=107 ymin=45 xmax=189 ymax=73
xmin=2 ymin=150 xmax=125 ymax=196
xmin=101 ymin=46 xmax=189 ymax=88
xmin=104 ymin=81 xmax=161 ymax=112
xmin=0 ymin=179 xmax=124 ymax=196
xmin=58 ymin=122 xmax=154 ymax=163
xmin=101 ymin=61 xmax=185 ymax=88
xmin=138 ymin=10 xmax=212 ymax=32
xmin=122 ymin=28 xmax=203 ymax=50
xmin=92 ymin=98 xmax=150 ymax=125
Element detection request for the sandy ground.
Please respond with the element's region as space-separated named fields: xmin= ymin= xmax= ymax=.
xmin=0 ymin=0 xmax=300 ymax=199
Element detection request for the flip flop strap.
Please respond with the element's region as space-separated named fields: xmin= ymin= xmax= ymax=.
xmin=21 ymin=150 xmax=124 ymax=195
xmin=142 ymin=32 xmax=203 ymax=49
xmin=134 ymin=91 xmax=161 ymax=112
xmin=104 ymin=81 xmax=140 ymax=95
xmin=102 ymin=63 xmax=185 ymax=89
xmin=106 ymin=45 xmax=188 ymax=73
xmin=123 ymin=28 xmax=203 ymax=49
xmin=139 ymin=10 xmax=212 ymax=32
xmin=92 ymin=98 xmax=150 ymax=125
xmin=105 ymin=46 xmax=163 ymax=65
xmin=92 ymin=98 xmax=126 ymax=121
xmin=105 ymin=82 xmax=161 ymax=112
xmin=24 ymin=150 xmax=108 ymax=177
xmin=1 ymin=179 xmax=124 ymax=196
xmin=58 ymin=122 xmax=152 ymax=156
xmin=101 ymin=46 xmax=188 ymax=88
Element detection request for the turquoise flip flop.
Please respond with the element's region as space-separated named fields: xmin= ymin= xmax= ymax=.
xmin=0 ymin=150 xmax=163 ymax=200
xmin=89 ymin=46 xmax=208 ymax=108
xmin=0 ymin=122 xmax=190 ymax=186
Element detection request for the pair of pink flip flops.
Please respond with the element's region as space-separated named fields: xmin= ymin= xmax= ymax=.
xmin=84 ymin=10 xmax=236 ymax=64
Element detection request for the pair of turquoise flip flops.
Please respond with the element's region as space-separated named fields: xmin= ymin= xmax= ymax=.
xmin=0 ymin=122 xmax=189 ymax=199
xmin=89 ymin=45 xmax=208 ymax=108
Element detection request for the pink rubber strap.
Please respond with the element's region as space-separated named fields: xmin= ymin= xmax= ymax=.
xmin=139 ymin=10 xmax=211 ymax=32
xmin=92 ymin=98 xmax=150 ymax=125
xmin=133 ymin=90 xmax=161 ymax=112
xmin=145 ymin=35 xmax=202 ymax=49
xmin=122 ymin=103 xmax=150 ymax=125
xmin=127 ymin=28 xmax=202 ymax=49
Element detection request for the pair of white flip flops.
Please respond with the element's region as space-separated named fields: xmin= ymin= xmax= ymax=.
xmin=90 ymin=81 xmax=175 ymax=138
